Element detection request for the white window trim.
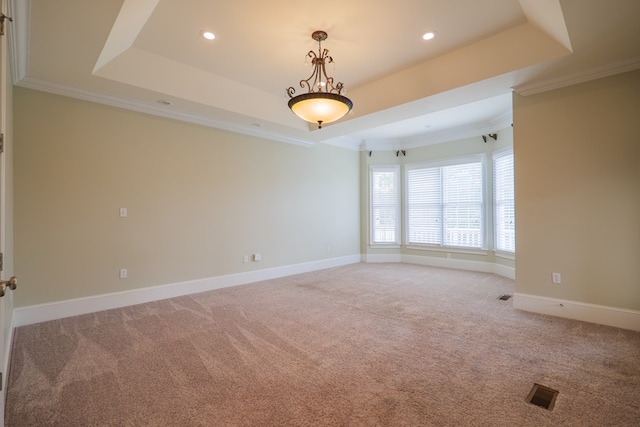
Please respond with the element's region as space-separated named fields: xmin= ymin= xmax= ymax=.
xmin=494 ymin=250 xmax=515 ymax=260
xmin=404 ymin=154 xmax=488 ymax=250
xmin=369 ymin=165 xmax=401 ymax=247
xmin=492 ymin=146 xmax=515 ymax=254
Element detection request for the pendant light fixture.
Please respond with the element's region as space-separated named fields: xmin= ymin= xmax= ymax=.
xmin=286 ymin=31 xmax=353 ymax=129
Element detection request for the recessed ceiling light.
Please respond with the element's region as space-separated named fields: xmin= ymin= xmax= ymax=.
xmin=201 ymin=31 xmax=215 ymax=40
xmin=422 ymin=31 xmax=436 ymax=41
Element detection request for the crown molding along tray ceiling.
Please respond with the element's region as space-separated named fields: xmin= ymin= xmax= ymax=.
xmin=10 ymin=0 xmax=640 ymax=149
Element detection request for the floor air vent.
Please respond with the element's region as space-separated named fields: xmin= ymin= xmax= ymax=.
xmin=497 ymin=294 xmax=512 ymax=301
xmin=526 ymin=383 xmax=559 ymax=411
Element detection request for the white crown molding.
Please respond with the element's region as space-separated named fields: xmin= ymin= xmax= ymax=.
xmin=15 ymin=76 xmax=316 ymax=148
xmin=322 ymin=135 xmax=362 ymax=151
xmin=513 ymin=56 xmax=640 ymax=96
xmin=355 ymin=112 xmax=513 ymax=152
xmin=399 ymin=119 xmax=513 ymax=150
xmin=362 ymin=138 xmax=402 ymax=151
xmin=328 ymin=97 xmax=514 ymax=152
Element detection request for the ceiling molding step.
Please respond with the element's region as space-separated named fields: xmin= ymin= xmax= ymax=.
xmin=322 ymin=136 xmax=362 ymax=151
xmin=513 ymin=55 xmax=640 ymax=96
xmin=489 ymin=110 xmax=513 ymax=129
xmin=353 ymin=114 xmax=514 ymax=152
xmin=16 ymin=76 xmax=315 ymax=148
xmin=93 ymin=0 xmax=159 ymax=72
xmin=518 ymin=0 xmax=572 ymax=52
xmin=400 ymin=121 xmax=513 ymax=150
xmin=7 ymin=0 xmax=30 ymax=84
xmin=362 ymin=139 xmax=402 ymax=152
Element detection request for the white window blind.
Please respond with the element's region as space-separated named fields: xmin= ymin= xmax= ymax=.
xmin=407 ymin=168 xmax=441 ymax=245
xmin=493 ymin=148 xmax=515 ymax=252
xmin=407 ymin=157 xmax=484 ymax=249
xmin=370 ymin=166 xmax=400 ymax=245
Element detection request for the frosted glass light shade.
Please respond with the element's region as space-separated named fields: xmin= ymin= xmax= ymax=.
xmin=288 ymin=93 xmax=353 ymax=127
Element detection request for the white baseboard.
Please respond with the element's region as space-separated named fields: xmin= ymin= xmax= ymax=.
xmin=401 ymin=254 xmax=515 ymax=280
xmin=402 ymin=254 xmax=494 ymax=273
xmin=493 ymin=263 xmax=515 ymax=280
xmin=12 ymin=255 xmax=637 ymax=333
xmin=362 ymin=253 xmax=403 ymax=263
xmin=513 ymin=293 xmax=640 ymax=332
xmin=13 ymin=255 xmax=361 ymax=327
xmin=363 ymin=253 xmax=515 ymax=279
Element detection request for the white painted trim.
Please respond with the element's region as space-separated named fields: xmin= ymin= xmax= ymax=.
xmin=405 ymin=245 xmax=488 ymax=256
xmin=364 ymin=253 xmax=515 ymax=279
xmin=493 ymin=263 xmax=515 ymax=280
xmin=7 ymin=0 xmax=30 ymax=84
xmin=400 ymin=119 xmax=511 ymax=149
xmin=3 ymin=304 xmax=14 ymax=392
xmin=363 ymin=253 xmax=402 ymax=263
xmin=513 ymin=56 xmax=640 ymax=96
xmin=14 ymin=76 xmax=316 ymax=148
xmin=513 ymin=293 xmax=640 ymax=332
xmin=13 ymin=255 xmax=361 ymax=327
xmin=402 ymin=254 xmax=494 ymax=273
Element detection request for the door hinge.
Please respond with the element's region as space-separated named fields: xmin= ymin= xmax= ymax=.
xmin=0 ymin=13 xmax=12 ymax=36
xmin=0 ymin=253 xmax=3 ymax=271
xmin=0 ymin=133 xmax=4 ymax=153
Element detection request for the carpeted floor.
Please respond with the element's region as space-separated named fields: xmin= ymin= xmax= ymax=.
xmin=6 ymin=263 xmax=640 ymax=426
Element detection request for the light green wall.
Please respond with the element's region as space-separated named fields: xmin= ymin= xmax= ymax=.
xmin=513 ymin=69 xmax=640 ymax=311
xmin=361 ymin=128 xmax=515 ymax=269
xmin=13 ymin=88 xmax=360 ymax=307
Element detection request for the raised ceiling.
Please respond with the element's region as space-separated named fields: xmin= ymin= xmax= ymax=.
xmin=9 ymin=0 xmax=640 ymax=149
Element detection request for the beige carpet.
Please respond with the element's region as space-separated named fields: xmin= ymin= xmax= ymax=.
xmin=6 ymin=263 xmax=640 ymax=426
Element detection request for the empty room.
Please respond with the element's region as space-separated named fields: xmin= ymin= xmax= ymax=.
xmin=0 ymin=0 xmax=639 ymax=425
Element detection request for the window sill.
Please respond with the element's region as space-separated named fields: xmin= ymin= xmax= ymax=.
xmin=405 ymin=244 xmax=488 ymax=256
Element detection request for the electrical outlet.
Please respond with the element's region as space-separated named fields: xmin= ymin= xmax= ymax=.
xmin=119 ymin=207 xmax=128 ymax=218
xmin=243 ymin=255 xmax=249 ymax=263
xmin=119 ymin=268 xmax=128 ymax=279
xmin=253 ymin=253 xmax=261 ymax=262
xmin=552 ymin=272 xmax=561 ymax=284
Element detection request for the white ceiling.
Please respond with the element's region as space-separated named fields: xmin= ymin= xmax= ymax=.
xmin=9 ymin=0 xmax=640 ymax=149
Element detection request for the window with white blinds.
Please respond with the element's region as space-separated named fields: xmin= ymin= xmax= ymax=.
xmin=493 ymin=147 xmax=515 ymax=252
xmin=370 ymin=165 xmax=400 ymax=245
xmin=406 ymin=156 xmax=484 ymax=249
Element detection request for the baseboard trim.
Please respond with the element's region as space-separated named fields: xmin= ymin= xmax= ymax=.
xmin=401 ymin=254 xmax=515 ymax=279
xmin=13 ymin=255 xmax=361 ymax=327
xmin=362 ymin=253 xmax=515 ymax=279
xmin=12 ymin=256 xmax=637 ymax=332
xmin=513 ymin=293 xmax=640 ymax=332
xmin=402 ymin=254 xmax=493 ymax=273
xmin=362 ymin=253 xmax=403 ymax=263
xmin=493 ymin=263 xmax=516 ymax=280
